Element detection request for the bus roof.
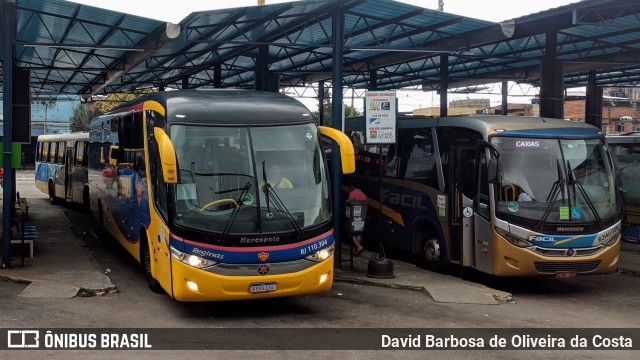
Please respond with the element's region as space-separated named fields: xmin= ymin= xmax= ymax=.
xmin=103 ymin=89 xmax=315 ymax=126
xmin=345 ymin=115 xmax=603 ymax=138
xmin=37 ymin=132 xmax=89 ymax=141
xmin=606 ymin=134 xmax=640 ymax=145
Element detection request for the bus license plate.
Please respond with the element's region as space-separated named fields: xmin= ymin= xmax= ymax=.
xmin=249 ymin=282 xmax=277 ymax=293
xmin=555 ymin=272 xmax=577 ymax=279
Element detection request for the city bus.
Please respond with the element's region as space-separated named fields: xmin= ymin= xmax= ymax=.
xmin=87 ymin=89 xmax=354 ymax=301
xmin=606 ymin=133 xmax=640 ymax=243
xmin=344 ymin=115 xmax=621 ymax=277
xmin=35 ymin=132 xmax=90 ymax=207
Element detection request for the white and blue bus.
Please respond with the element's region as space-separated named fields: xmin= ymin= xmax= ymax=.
xmin=35 ymin=132 xmax=90 ymax=207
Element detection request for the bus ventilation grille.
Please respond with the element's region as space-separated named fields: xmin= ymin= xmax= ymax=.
xmin=534 ymin=260 xmax=601 ymax=273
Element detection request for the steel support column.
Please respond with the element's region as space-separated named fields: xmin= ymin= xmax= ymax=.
xmin=585 ymin=71 xmax=603 ymax=129
xmin=331 ymin=9 xmax=344 ymax=267
xmin=369 ymin=70 xmax=377 ymax=90
xmin=255 ymin=45 xmax=268 ymax=91
xmin=318 ymin=80 xmax=325 ymax=125
xmin=439 ymin=55 xmax=448 ymax=117
xmin=540 ymin=31 xmax=564 ymax=119
xmin=2 ymin=0 xmax=16 ymax=268
xmin=501 ymin=81 xmax=508 ymax=115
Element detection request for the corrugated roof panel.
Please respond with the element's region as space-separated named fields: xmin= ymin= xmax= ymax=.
xmin=7 ymin=0 xmax=640 ymax=95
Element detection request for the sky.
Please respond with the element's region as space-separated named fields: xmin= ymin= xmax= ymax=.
xmin=65 ymin=0 xmax=582 ymax=112
xmin=68 ymin=0 xmax=580 ymax=25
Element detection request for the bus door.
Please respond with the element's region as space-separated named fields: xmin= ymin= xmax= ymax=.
xmin=449 ymin=145 xmax=477 ymax=265
xmin=473 ymin=148 xmax=493 ymax=274
xmin=65 ymin=146 xmax=73 ymax=200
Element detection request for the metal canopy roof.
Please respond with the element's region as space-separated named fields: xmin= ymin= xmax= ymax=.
xmin=1 ymin=0 xmax=178 ymax=97
xmin=118 ymin=0 xmax=506 ymax=92
xmin=2 ymin=0 xmax=640 ymax=97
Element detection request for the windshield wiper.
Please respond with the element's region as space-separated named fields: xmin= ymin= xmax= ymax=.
xmin=567 ymin=161 xmax=603 ymax=229
xmin=538 ymin=159 xmax=566 ymax=229
xmin=220 ymin=182 xmax=253 ymax=241
xmin=262 ymin=161 xmax=272 ymax=216
xmin=262 ymin=161 xmax=303 ymax=238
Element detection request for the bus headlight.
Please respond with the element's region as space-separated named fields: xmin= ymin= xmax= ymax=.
xmin=305 ymin=245 xmax=334 ymax=262
xmin=170 ymin=246 xmax=218 ymax=269
xmin=495 ymin=227 xmax=533 ymax=248
xmin=600 ymin=233 xmax=619 ymax=246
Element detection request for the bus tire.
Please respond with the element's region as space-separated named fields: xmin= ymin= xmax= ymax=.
xmin=83 ymin=186 xmax=90 ymax=213
xmin=48 ymin=181 xmax=58 ymax=205
xmin=140 ymin=234 xmax=164 ymax=294
xmin=419 ymin=233 xmax=444 ymax=271
xmin=97 ymin=202 xmax=112 ymax=246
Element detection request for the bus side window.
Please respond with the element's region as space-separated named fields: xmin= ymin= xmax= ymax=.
xmin=57 ymin=141 xmax=65 ymax=165
xmin=75 ymin=141 xmax=82 ymax=166
xmin=49 ymin=142 xmax=57 ymax=164
xmin=42 ymin=142 xmax=50 ymax=163
xmin=36 ymin=142 xmax=42 ymax=162
xmin=400 ymin=129 xmax=438 ymax=189
xmin=149 ymin=139 xmax=169 ymax=222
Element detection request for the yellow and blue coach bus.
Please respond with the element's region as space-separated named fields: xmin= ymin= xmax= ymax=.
xmin=35 ymin=132 xmax=90 ymax=207
xmin=345 ymin=115 xmax=621 ymax=277
xmin=606 ymin=133 xmax=640 ymax=243
xmin=87 ymin=89 xmax=354 ymax=301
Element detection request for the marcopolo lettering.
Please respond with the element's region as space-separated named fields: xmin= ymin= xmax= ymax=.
xmin=240 ymin=236 xmax=281 ymax=244
xmin=556 ymin=227 xmax=584 ymax=232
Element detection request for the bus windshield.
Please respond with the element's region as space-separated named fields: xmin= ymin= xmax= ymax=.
xmin=493 ymin=136 xmax=618 ymax=227
xmin=170 ymin=123 xmax=330 ymax=235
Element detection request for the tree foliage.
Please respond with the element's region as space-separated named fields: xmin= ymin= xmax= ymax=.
xmin=312 ymin=87 xmax=361 ymax=125
xmin=313 ymin=103 xmax=361 ymax=126
xmin=96 ymin=90 xmax=154 ymax=113
xmin=69 ymin=103 xmax=101 ymax=132
xmin=70 ymin=89 xmax=158 ymax=131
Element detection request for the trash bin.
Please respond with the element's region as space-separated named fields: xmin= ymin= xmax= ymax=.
xmin=345 ymin=200 xmax=368 ymax=234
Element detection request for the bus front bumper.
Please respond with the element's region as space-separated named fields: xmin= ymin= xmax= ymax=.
xmin=492 ymin=236 xmax=621 ymax=277
xmin=170 ymin=256 xmax=334 ymax=302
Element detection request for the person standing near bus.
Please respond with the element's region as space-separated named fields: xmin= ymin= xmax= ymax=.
xmin=348 ymin=183 xmax=367 ymax=256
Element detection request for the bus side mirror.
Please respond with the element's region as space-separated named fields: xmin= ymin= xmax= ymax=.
xmin=318 ymin=125 xmax=355 ymax=174
xmin=619 ymin=187 xmax=629 ymax=205
xmin=487 ymin=158 xmax=501 ymax=184
xmin=153 ymin=127 xmax=177 ymax=184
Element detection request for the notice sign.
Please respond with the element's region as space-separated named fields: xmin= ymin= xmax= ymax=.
xmin=365 ymin=91 xmax=397 ymax=144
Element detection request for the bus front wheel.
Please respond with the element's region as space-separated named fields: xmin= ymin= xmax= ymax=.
xmin=140 ymin=235 xmax=164 ymax=294
xmin=420 ymin=235 xmax=443 ymax=271
xmin=48 ymin=181 xmax=57 ymax=205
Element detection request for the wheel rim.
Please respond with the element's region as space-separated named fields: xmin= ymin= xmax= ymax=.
xmin=424 ymin=238 xmax=440 ymax=263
